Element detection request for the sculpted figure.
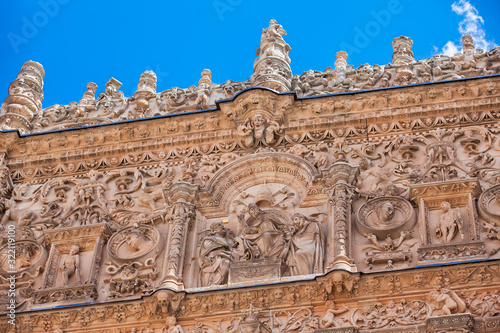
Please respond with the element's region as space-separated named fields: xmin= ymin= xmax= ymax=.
xmin=436 ymin=201 xmax=464 ymax=243
xmin=287 ymin=213 xmax=324 ymax=275
xmin=61 ymin=245 xmax=81 ymax=286
xmin=1 ymin=199 xmax=35 ymax=229
xmin=428 ymin=287 xmax=466 ymax=315
xmin=239 ymin=204 xmax=286 ymax=260
xmin=198 ymin=222 xmax=235 ymax=286
xmin=162 ymin=316 xmax=184 ymax=333
xmin=320 ymin=302 xmax=349 ymax=328
xmin=237 ymin=114 xmax=282 ymax=147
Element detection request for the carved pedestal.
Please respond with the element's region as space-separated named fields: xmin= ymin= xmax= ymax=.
xmin=33 ymin=224 xmax=110 ymax=307
xmin=229 ymin=258 xmax=282 ymax=285
xmin=411 ymin=179 xmax=486 ymax=265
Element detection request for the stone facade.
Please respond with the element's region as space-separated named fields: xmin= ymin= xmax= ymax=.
xmin=0 ymin=20 xmax=500 ymax=333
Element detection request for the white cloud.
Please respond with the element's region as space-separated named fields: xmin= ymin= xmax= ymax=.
xmin=442 ymin=41 xmax=460 ymax=56
xmin=439 ymin=0 xmax=497 ymax=55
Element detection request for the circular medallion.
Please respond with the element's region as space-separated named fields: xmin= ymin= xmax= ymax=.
xmin=107 ymin=225 xmax=161 ymax=264
xmin=356 ymin=196 xmax=415 ymax=237
xmin=0 ymin=240 xmax=47 ymax=276
xmin=478 ymin=184 xmax=500 ymax=224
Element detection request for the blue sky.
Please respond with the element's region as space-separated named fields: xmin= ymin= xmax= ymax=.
xmin=1 ymin=0 xmax=499 ymax=107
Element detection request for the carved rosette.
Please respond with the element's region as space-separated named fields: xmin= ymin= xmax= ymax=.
xmin=356 ymin=196 xmax=416 ymax=238
xmin=161 ymin=182 xmax=199 ymax=289
xmin=323 ymin=162 xmax=359 ymax=272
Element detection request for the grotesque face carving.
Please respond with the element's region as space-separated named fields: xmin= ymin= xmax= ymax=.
xmin=96 ymin=308 xmax=106 ymax=321
xmin=272 ymin=288 xmax=284 ymax=302
xmin=251 ymin=114 xmax=266 ymax=128
xmin=331 ymin=272 xmax=345 ymax=293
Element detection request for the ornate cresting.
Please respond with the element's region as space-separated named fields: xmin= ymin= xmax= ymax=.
xmin=323 ymin=163 xmax=359 ymax=272
xmin=161 ymin=182 xmax=199 ymax=289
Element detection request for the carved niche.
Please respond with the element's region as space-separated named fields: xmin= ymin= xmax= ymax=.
xmin=34 ymin=223 xmax=110 ymax=305
xmin=196 ymin=151 xmax=329 ymax=287
xmin=410 ymin=179 xmax=486 ymax=264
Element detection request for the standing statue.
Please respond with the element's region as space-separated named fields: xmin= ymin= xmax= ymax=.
xmin=61 ymin=245 xmax=81 ymax=286
xmin=239 ymin=204 xmax=286 ymax=260
xmin=198 ymin=222 xmax=235 ymax=286
xmin=287 ymin=213 xmax=324 ymax=275
xmin=436 ymin=201 xmax=464 ymax=243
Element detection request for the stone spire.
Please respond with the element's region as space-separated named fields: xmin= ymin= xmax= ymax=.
xmin=0 ymin=60 xmax=45 ymax=133
xmin=334 ymin=51 xmax=348 ymax=71
xmin=134 ymin=70 xmax=157 ymax=114
xmin=462 ymin=34 xmax=475 ymax=55
xmin=251 ymin=19 xmax=292 ymax=92
xmin=392 ymin=36 xmax=416 ymax=85
xmin=392 ymin=36 xmax=414 ymax=65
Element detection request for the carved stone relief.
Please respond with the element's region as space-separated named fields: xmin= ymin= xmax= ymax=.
xmin=1 ymin=19 xmax=500 ymax=333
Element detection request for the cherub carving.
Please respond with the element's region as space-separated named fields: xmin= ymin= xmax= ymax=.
xmin=436 ymin=201 xmax=464 ymax=243
xmin=162 ymin=316 xmax=184 ymax=333
xmin=320 ymin=301 xmax=350 ymax=328
xmin=428 ymin=287 xmax=466 ymax=315
xmin=1 ymin=199 xmax=35 ymax=229
xmin=61 ymin=245 xmax=81 ymax=286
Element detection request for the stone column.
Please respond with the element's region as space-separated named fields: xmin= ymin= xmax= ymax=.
xmin=323 ymin=162 xmax=359 ymax=272
xmin=161 ymin=182 xmax=198 ymax=290
xmin=0 ymin=61 xmax=44 ymax=133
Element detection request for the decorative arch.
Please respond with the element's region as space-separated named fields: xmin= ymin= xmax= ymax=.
xmin=206 ymin=152 xmax=320 ymax=213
